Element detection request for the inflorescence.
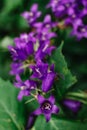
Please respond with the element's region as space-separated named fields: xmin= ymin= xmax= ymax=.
xmin=9 ymin=3 xmax=82 ymax=128
xmin=47 ymin=0 xmax=87 ymax=39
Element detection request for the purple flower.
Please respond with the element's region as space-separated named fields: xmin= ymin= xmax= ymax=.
xmin=34 ymin=28 xmax=56 ymax=60
xmin=83 ymin=0 xmax=87 ymax=8
xmin=36 ymin=28 xmax=56 ymax=42
xmin=8 ymin=33 xmax=36 ymax=76
xmin=42 ymin=71 xmax=56 ymax=92
xmin=34 ymin=15 xmax=56 ymax=30
xmin=32 ymin=95 xmax=59 ymax=122
xmin=70 ymin=19 xmax=87 ymax=40
xmin=21 ymin=4 xmax=41 ymax=26
xmin=47 ymin=0 xmax=87 ymax=39
xmin=14 ymin=75 xmax=37 ymax=100
xmin=65 ymin=6 xmax=87 ymax=39
xmin=9 ymin=30 xmax=56 ymax=63
xmin=10 ymin=62 xmax=24 ymax=75
xmin=46 ymin=0 xmax=58 ymax=9
xmin=9 ymin=30 xmax=56 ymax=77
xmin=8 ymin=33 xmax=35 ymax=61
xmin=47 ymin=0 xmax=75 ymax=18
xmin=35 ymin=41 xmax=56 ymax=61
xmin=30 ymin=61 xmax=48 ymax=80
xmin=30 ymin=61 xmax=56 ymax=92
xmin=63 ymin=99 xmax=81 ymax=113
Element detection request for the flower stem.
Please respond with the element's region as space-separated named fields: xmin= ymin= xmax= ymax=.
xmin=25 ymin=98 xmax=35 ymax=104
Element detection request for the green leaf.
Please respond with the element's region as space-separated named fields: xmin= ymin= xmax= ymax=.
xmin=50 ymin=43 xmax=77 ymax=99
xmin=2 ymin=0 xmax=21 ymax=13
xmin=0 ymin=51 xmax=12 ymax=80
xmin=24 ymin=96 xmax=39 ymax=114
xmin=0 ymin=36 xmax=13 ymax=48
xmin=0 ymin=78 xmax=26 ymax=130
xmin=32 ymin=116 xmax=87 ymax=130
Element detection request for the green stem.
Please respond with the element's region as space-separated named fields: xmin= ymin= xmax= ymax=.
xmin=25 ymin=98 xmax=35 ymax=104
xmin=66 ymin=96 xmax=87 ymax=104
xmin=30 ymin=93 xmax=37 ymax=99
xmin=67 ymin=92 xmax=87 ymax=99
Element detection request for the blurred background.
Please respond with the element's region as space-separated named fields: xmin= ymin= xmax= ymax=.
xmin=0 ymin=0 xmax=87 ymax=96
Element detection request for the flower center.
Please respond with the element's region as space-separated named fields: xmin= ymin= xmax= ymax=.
xmin=41 ymin=101 xmax=52 ymax=113
xmin=29 ymin=12 xmax=33 ymax=16
xmin=72 ymin=14 xmax=76 ymax=18
xmin=65 ymin=3 xmax=70 ymax=8
xmin=21 ymin=86 xmax=25 ymax=90
xmin=54 ymin=0 xmax=58 ymax=4
xmin=46 ymin=24 xmax=50 ymax=28
xmin=77 ymin=26 xmax=86 ymax=32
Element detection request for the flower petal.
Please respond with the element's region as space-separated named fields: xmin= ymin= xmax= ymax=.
xmin=16 ymin=74 xmax=22 ymax=82
xmin=52 ymin=105 xmax=59 ymax=114
xmin=44 ymin=15 xmax=51 ymax=23
xmin=21 ymin=11 xmax=29 ymax=19
xmin=33 ymin=108 xmax=42 ymax=115
xmin=30 ymin=4 xmax=38 ymax=12
xmin=48 ymin=95 xmax=55 ymax=104
xmin=38 ymin=95 xmax=45 ymax=104
xmin=26 ymin=115 xmax=36 ymax=129
xmin=33 ymin=22 xmax=42 ymax=28
xmin=44 ymin=114 xmax=51 ymax=122
xmin=63 ymin=99 xmax=81 ymax=113
xmin=42 ymin=72 xmax=55 ymax=92
xmin=17 ymin=91 xmax=24 ymax=101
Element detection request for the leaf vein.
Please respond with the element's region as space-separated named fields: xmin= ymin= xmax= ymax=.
xmin=0 ymin=101 xmax=20 ymax=130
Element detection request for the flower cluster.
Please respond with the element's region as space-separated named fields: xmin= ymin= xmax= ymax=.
xmin=9 ymin=3 xmax=59 ymax=122
xmin=9 ymin=3 xmax=82 ymax=129
xmin=47 ymin=0 xmax=87 ymax=39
